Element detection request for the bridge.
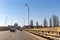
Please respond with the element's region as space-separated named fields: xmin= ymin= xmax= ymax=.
xmin=0 ymin=30 xmax=48 ymax=40
xmin=0 ymin=27 xmax=60 ymax=40
xmin=24 ymin=27 xmax=60 ymax=40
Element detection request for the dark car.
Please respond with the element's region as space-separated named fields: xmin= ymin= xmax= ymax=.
xmin=20 ymin=28 xmax=22 ymax=31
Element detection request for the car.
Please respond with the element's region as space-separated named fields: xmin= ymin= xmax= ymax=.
xmin=20 ymin=28 xmax=22 ymax=31
xmin=10 ymin=30 xmax=15 ymax=32
xmin=20 ymin=29 xmax=22 ymax=31
xmin=10 ymin=26 xmax=16 ymax=32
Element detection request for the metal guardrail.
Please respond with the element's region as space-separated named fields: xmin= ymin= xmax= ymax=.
xmin=24 ymin=27 xmax=60 ymax=40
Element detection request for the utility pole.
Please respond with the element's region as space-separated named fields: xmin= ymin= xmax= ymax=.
xmin=25 ymin=3 xmax=30 ymax=26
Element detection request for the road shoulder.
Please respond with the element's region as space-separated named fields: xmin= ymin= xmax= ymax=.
xmin=24 ymin=31 xmax=48 ymax=40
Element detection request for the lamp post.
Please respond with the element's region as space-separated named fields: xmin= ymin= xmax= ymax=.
xmin=25 ymin=3 xmax=30 ymax=26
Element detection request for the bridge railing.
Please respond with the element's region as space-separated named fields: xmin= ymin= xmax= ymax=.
xmin=24 ymin=27 xmax=60 ymax=40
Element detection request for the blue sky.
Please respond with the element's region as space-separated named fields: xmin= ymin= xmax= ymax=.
xmin=0 ymin=0 xmax=60 ymax=26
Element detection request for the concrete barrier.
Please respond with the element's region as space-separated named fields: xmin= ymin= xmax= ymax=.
xmin=0 ymin=27 xmax=9 ymax=31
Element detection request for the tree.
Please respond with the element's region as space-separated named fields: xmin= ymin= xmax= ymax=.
xmin=49 ymin=18 xmax=52 ymax=27
xmin=52 ymin=15 xmax=56 ymax=27
xmin=36 ymin=21 xmax=39 ymax=28
xmin=56 ymin=16 xmax=59 ymax=26
xmin=52 ymin=15 xmax=59 ymax=27
xmin=30 ymin=20 xmax=34 ymax=28
xmin=14 ymin=23 xmax=18 ymax=27
xmin=43 ymin=18 xmax=47 ymax=27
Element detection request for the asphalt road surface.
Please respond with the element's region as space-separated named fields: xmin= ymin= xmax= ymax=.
xmin=0 ymin=30 xmax=47 ymax=40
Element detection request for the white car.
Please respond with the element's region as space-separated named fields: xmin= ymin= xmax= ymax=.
xmin=10 ymin=26 xmax=16 ymax=32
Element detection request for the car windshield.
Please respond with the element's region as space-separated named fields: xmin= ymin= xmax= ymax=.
xmin=0 ymin=0 xmax=60 ymax=40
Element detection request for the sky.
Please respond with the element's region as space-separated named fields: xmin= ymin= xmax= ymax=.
xmin=0 ymin=0 xmax=60 ymax=26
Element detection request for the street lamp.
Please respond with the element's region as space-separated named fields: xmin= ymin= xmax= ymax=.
xmin=25 ymin=3 xmax=30 ymax=26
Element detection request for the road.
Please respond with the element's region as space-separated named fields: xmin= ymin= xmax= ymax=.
xmin=0 ymin=30 xmax=47 ymax=40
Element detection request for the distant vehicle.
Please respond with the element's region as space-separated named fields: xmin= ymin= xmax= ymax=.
xmin=20 ymin=29 xmax=22 ymax=31
xmin=10 ymin=26 xmax=16 ymax=32
xmin=20 ymin=28 xmax=22 ymax=31
xmin=17 ymin=26 xmax=20 ymax=30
